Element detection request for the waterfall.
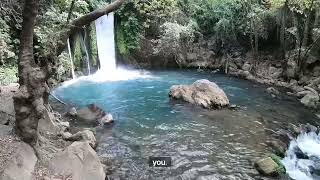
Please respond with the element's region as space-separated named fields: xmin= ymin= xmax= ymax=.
xmin=82 ymin=32 xmax=91 ymax=75
xmin=95 ymin=12 xmax=116 ymax=72
xmin=282 ymin=132 xmax=320 ymax=180
xmin=67 ymin=38 xmax=75 ymax=79
xmin=58 ymin=13 xmax=152 ymax=87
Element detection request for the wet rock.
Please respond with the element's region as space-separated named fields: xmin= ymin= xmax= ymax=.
xmin=76 ymin=104 xmax=114 ymax=125
xmin=68 ymin=107 xmax=77 ymax=116
xmin=266 ymin=87 xmax=280 ymax=95
xmin=276 ymin=129 xmax=293 ymax=146
xmin=266 ymin=140 xmax=287 ymax=157
xmin=63 ymin=130 xmax=97 ymax=148
xmin=99 ymin=113 xmax=114 ymax=125
xmin=0 ymin=142 xmax=37 ymax=180
xmin=229 ymin=104 xmax=240 ymax=110
xmin=49 ymin=141 xmax=105 ymax=180
xmin=254 ymin=157 xmax=280 ymax=176
xmin=287 ymin=123 xmax=300 ymax=137
xmin=293 ymin=146 xmax=309 ymax=159
xmin=309 ymin=166 xmax=320 ymax=176
xmin=169 ymin=79 xmax=229 ymax=109
xmin=300 ymin=123 xmax=318 ymax=134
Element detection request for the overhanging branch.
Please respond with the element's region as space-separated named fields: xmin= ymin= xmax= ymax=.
xmin=55 ymin=0 xmax=126 ymax=56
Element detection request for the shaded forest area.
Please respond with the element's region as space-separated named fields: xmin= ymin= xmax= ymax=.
xmin=0 ymin=0 xmax=320 ymax=92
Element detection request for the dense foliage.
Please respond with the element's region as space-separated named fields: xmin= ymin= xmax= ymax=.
xmin=117 ymin=0 xmax=319 ymax=62
xmin=0 ymin=0 xmax=319 ymax=84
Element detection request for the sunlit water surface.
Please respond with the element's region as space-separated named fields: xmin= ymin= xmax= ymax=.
xmin=53 ymin=70 xmax=319 ymax=180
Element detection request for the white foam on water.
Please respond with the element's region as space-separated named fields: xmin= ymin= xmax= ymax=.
xmin=282 ymin=132 xmax=320 ymax=180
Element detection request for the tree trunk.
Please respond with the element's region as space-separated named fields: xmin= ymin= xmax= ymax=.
xmin=14 ymin=0 xmax=46 ymax=145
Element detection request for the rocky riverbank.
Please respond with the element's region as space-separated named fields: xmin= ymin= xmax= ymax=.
xmin=0 ymin=84 xmax=107 ymax=180
xmin=123 ymin=45 xmax=320 ymax=113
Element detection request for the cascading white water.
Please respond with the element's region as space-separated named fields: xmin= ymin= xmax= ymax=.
xmin=95 ymin=13 xmax=116 ymax=72
xmin=282 ymin=132 xmax=320 ymax=180
xmin=67 ymin=38 xmax=76 ymax=79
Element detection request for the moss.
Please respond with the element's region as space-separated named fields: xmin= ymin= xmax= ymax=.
xmin=90 ymin=23 xmax=98 ymax=66
xmin=73 ymin=34 xmax=84 ymax=70
xmin=270 ymin=154 xmax=286 ymax=175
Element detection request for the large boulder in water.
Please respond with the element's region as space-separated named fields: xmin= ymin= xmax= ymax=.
xmin=169 ymin=79 xmax=229 ymax=109
xmin=49 ymin=141 xmax=105 ymax=180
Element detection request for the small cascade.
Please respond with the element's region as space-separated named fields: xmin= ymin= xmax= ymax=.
xmin=282 ymin=132 xmax=320 ymax=180
xmin=67 ymin=38 xmax=75 ymax=79
xmin=80 ymin=33 xmax=91 ymax=75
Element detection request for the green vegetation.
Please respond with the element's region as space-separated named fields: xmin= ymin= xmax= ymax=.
xmin=116 ymin=0 xmax=319 ymax=65
xmin=270 ymin=154 xmax=286 ymax=175
xmin=0 ymin=66 xmax=18 ymax=85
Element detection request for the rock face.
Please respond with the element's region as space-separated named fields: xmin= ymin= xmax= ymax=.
xmin=0 ymin=142 xmax=37 ymax=180
xmin=76 ymin=104 xmax=114 ymax=125
xmin=169 ymin=79 xmax=229 ymax=109
xmin=49 ymin=141 xmax=105 ymax=180
xmin=254 ymin=157 xmax=280 ymax=176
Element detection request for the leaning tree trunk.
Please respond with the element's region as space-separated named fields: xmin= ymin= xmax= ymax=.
xmin=14 ymin=0 xmax=46 ymax=145
xmin=14 ymin=0 xmax=126 ymax=145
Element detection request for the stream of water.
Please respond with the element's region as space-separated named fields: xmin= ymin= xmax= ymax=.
xmin=53 ymin=13 xmax=320 ymax=180
xmin=53 ymin=70 xmax=319 ymax=180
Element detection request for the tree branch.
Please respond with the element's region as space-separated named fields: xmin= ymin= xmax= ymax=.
xmin=55 ymin=0 xmax=126 ymax=56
